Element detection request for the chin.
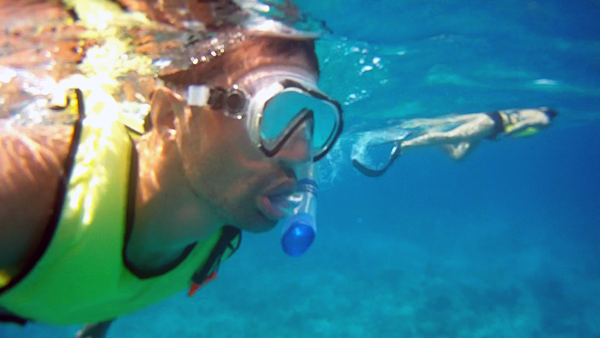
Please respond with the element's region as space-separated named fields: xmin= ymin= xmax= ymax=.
xmin=228 ymin=209 xmax=278 ymax=233
xmin=242 ymin=216 xmax=279 ymax=233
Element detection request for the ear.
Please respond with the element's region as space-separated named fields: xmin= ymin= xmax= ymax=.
xmin=147 ymin=87 xmax=187 ymax=137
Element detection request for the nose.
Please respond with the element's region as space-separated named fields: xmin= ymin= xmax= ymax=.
xmin=276 ymin=119 xmax=313 ymax=167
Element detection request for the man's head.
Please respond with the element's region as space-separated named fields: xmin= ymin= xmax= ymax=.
xmin=514 ymin=107 xmax=559 ymax=123
xmin=143 ymin=37 xmax=336 ymax=233
xmin=539 ymin=107 xmax=559 ymax=120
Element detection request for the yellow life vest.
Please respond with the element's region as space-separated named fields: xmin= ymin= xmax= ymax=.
xmin=500 ymin=110 xmax=540 ymax=138
xmin=0 ymin=87 xmax=241 ymax=325
xmin=505 ymin=125 xmax=540 ymax=138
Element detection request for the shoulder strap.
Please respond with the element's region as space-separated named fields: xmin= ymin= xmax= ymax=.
xmin=190 ymin=226 xmax=241 ymax=285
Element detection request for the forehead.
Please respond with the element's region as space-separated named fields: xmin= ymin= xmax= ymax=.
xmin=213 ymin=53 xmax=318 ymax=88
xmin=234 ymin=65 xmax=318 ymax=94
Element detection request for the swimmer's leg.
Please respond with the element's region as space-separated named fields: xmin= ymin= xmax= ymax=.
xmin=439 ymin=141 xmax=480 ymax=161
xmin=401 ymin=130 xmax=460 ymax=150
xmin=401 ymin=116 xmax=487 ymax=151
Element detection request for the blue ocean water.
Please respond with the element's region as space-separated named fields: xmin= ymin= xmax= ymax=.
xmin=2 ymin=0 xmax=600 ymax=337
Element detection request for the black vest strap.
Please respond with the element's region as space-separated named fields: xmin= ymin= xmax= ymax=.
xmin=0 ymin=312 xmax=27 ymax=326
xmin=191 ymin=226 xmax=241 ymax=285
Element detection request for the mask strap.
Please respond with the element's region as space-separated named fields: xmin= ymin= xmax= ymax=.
xmin=187 ymin=85 xmax=248 ymax=118
xmin=187 ymin=85 xmax=211 ymax=107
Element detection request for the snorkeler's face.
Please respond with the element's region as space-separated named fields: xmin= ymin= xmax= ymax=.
xmin=179 ymin=55 xmax=315 ymax=233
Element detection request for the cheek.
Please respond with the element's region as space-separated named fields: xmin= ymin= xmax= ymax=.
xmin=182 ymin=110 xmax=275 ymax=198
xmin=216 ymin=119 xmax=265 ymax=164
xmin=196 ymin=121 xmax=266 ymax=188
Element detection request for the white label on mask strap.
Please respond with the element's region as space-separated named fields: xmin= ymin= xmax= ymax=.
xmin=187 ymin=85 xmax=210 ymax=107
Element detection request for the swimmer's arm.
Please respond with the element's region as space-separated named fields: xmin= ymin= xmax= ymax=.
xmin=0 ymin=126 xmax=73 ymax=272
xmin=504 ymin=116 xmax=549 ymax=136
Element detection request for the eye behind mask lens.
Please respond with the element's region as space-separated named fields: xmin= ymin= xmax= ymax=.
xmin=261 ymin=90 xmax=339 ymax=148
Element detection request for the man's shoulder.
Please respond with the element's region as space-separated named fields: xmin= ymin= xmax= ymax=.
xmin=0 ymin=125 xmax=74 ymax=275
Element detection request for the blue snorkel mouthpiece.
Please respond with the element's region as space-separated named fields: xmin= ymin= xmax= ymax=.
xmin=280 ymin=178 xmax=318 ymax=257
xmin=271 ymin=163 xmax=319 ymax=257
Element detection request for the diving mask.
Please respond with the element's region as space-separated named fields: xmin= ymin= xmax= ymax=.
xmin=186 ymin=66 xmax=343 ymax=161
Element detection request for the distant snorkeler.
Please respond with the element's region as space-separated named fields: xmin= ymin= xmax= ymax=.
xmin=351 ymin=107 xmax=558 ymax=177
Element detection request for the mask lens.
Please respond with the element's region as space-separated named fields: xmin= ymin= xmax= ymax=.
xmin=260 ymin=89 xmax=339 ymax=153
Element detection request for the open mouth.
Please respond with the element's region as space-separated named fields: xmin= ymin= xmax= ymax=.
xmin=259 ymin=194 xmax=292 ymax=221
xmin=258 ymin=179 xmax=297 ymax=221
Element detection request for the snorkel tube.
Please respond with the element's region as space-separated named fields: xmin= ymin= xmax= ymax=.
xmin=271 ymin=163 xmax=319 ymax=257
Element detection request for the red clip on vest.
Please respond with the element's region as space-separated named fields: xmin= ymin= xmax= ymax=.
xmin=188 ymin=271 xmax=218 ymax=296
xmin=187 ymin=226 xmax=241 ymax=297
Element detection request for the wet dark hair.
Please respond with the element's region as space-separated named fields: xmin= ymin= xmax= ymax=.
xmin=144 ymin=36 xmax=319 ymax=132
xmin=160 ymin=36 xmax=319 ymax=89
xmin=542 ymin=107 xmax=558 ymax=120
